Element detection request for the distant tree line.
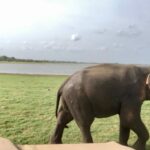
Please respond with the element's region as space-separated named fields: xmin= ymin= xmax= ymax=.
xmin=0 ymin=55 xmax=49 ymax=63
xmin=0 ymin=55 xmax=81 ymax=63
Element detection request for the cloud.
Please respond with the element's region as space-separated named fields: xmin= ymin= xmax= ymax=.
xmin=21 ymin=41 xmax=33 ymax=51
xmin=23 ymin=41 xmax=27 ymax=44
xmin=97 ymin=46 xmax=109 ymax=52
xmin=95 ymin=29 xmax=107 ymax=34
xmin=117 ymin=24 xmax=142 ymax=38
xmin=112 ymin=42 xmax=123 ymax=49
xmin=71 ymin=33 xmax=80 ymax=41
xmin=41 ymin=41 xmax=55 ymax=49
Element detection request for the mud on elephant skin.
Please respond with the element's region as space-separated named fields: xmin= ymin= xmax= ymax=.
xmin=51 ymin=64 xmax=150 ymax=150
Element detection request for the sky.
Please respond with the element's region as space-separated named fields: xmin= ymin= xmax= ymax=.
xmin=0 ymin=0 xmax=150 ymax=63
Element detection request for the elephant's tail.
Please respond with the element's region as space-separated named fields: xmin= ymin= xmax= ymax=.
xmin=55 ymin=87 xmax=62 ymax=118
xmin=55 ymin=76 xmax=72 ymax=129
xmin=55 ymin=76 xmax=72 ymax=118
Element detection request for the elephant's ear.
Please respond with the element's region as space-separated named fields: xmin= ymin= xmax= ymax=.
xmin=146 ymin=74 xmax=150 ymax=88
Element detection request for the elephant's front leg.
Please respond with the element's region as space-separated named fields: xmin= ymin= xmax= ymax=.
xmin=120 ymin=99 xmax=149 ymax=150
xmin=132 ymin=119 xmax=149 ymax=150
xmin=119 ymin=122 xmax=130 ymax=146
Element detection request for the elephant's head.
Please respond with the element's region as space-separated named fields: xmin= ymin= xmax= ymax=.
xmin=146 ymin=74 xmax=150 ymax=100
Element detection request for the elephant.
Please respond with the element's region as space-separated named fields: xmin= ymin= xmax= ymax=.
xmin=51 ymin=64 xmax=150 ymax=150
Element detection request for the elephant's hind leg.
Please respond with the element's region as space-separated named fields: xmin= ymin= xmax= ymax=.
xmin=50 ymin=109 xmax=73 ymax=144
xmin=67 ymin=98 xmax=94 ymax=143
xmin=79 ymin=123 xmax=94 ymax=143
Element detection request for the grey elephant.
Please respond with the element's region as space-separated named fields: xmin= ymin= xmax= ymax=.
xmin=51 ymin=64 xmax=150 ymax=150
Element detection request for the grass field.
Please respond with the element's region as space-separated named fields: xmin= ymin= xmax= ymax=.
xmin=0 ymin=74 xmax=150 ymax=148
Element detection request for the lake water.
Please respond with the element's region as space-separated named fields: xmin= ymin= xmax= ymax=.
xmin=0 ymin=62 xmax=97 ymax=75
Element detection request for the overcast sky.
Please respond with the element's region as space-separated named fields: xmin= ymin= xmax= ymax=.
xmin=0 ymin=0 xmax=150 ymax=63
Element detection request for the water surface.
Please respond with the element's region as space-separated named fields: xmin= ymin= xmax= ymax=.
xmin=0 ymin=62 xmax=97 ymax=75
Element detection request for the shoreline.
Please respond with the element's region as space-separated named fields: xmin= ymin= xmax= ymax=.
xmin=0 ymin=61 xmax=97 ymax=64
xmin=0 ymin=72 xmax=69 ymax=76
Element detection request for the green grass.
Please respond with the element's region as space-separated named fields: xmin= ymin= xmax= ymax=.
xmin=0 ymin=74 xmax=150 ymax=149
